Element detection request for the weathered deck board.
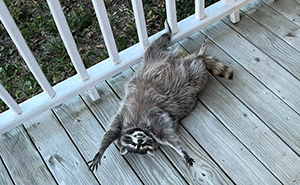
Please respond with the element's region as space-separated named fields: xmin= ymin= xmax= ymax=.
xmin=81 ymin=82 xmax=187 ymax=184
xmin=182 ymin=29 xmax=300 ymax=152
xmin=106 ymin=68 xmax=234 ymax=185
xmin=262 ymin=0 xmax=300 ymax=27
xmin=221 ymin=14 xmax=300 ymax=108
xmin=182 ymin=28 xmax=300 ymax=184
xmin=223 ymin=11 xmax=300 ymax=82
xmin=242 ymin=0 xmax=300 ymax=53
xmin=23 ymin=110 xmax=99 ymax=185
xmin=1 ymin=0 xmax=300 ymax=184
xmin=107 ymin=67 xmax=281 ymax=184
xmin=200 ymin=74 xmax=300 ymax=184
xmin=223 ymin=6 xmax=300 ymax=112
xmin=52 ymin=95 xmax=143 ymax=184
xmin=182 ymin=101 xmax=282 ymax=185
xmin=199 ymin=20 xmax=300 ymax=156
xmin=0 ymin=126 xmax=56 ymax=184
xmin=0 ymin=157 xmax=14 ymax=185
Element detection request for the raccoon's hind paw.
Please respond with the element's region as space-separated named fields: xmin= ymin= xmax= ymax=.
xmin=88 ymin=152 xmax=102 ymax=172
xmin=182 ymin=150 xmax=195 ymax=167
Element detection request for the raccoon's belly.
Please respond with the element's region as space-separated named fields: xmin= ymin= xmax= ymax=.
xmin=143 ymin=62 xmax=207 ymax=91
xmin=133 ymin=63 xmax=207 ymax=119
xmin=163 ymin=89 xmax=198 ymax=120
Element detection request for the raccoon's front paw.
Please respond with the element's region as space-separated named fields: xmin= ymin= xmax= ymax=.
xmin=185 ymin=156 xmax=195 ymax=167
xmin=88 ymin=152 xmax=102 ymax=172
xmin=182 ymin=150 xmax=195 ymax=167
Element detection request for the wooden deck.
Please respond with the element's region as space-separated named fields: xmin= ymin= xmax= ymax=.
xmin=1 ymin=0 xmax=300 ymax=184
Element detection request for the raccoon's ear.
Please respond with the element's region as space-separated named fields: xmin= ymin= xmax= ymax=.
xmin=120 ymin=147 xmax=128 ymax=155
xmin=147 ymin=150 xmax=155 ymax=156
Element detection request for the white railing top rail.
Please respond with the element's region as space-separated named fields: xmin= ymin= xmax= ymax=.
xmin=0 ymin=0 xmax=256 ymax=135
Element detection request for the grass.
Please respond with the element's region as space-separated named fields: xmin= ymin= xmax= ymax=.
xmin=0 ymin=0 xmax=218 ymax=113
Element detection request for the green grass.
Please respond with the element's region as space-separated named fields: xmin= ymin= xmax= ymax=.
xmin=0 ymin=0 xmax=218 ymax=113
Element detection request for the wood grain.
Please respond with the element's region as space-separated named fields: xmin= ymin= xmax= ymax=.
xmin=0 ymin=157 xmax=14 ymax=185
xmin=242 ymin=0 xmax=300 ymax=53
xmin=181 ymin=31 xmax=300 ymax=155
xmin=199 ymin=17 xmax=300 ymax=153
xmin=52 ymin=95 xmax=143 ymax=185
xmin=221 ymin=7 xmax=300 ymax=112
xmin=0 ymin=126 xmax=56 ymax=185
xmin=107 ymin=68 xmax=234 ymax=185
xmin=180 ymin=30 xmax=300 ymax=184
xmin=23 ymin=110 xmax=99 ymax=185
xmin=224 ymin=8 xmax=300 ymax=81
xmin=199 ymin=73 xmax=300 ymax=184
xmin=211 ymin=20 xmax=300 ymax=112
xmin=81 ymin=81 xmax=187 ymax=184
xmin=182 ymin=99 xmax=281 ymax=185
xmin=261 ymin=0 xmax=300 ymax=27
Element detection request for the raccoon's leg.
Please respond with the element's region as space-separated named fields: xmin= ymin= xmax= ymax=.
xmin=204 ymin=56 xmax=233 ymax=79
xmin=197 ymin=37 xmax=208 ymax=56
xmin=166 ymin=139 xmax=195 ymax=166
xmin=88 ymin=116 xmax=122 ymax=172
xmin=144 ymin=20 xmax=171 ymax=61
xmin=163 ymin=136 xmax=195 ymax=166
xmin=155 ymin=131 xmax=195 ymax=166
xmin=195 ymin=38 xmax=233 ymax=79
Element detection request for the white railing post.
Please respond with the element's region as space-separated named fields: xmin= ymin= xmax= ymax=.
xmin=196 ymin=0 xmax=206 ymax=20
xmin=46 ymin=0 xmax=89 ymax=81
xmin=91 ymin=0 xmax=121 ymax=65
xmin=166 ymin=0 xmax=178 ymax=33
xmin=0 ymin=0 xmax=55 ymax=98
xmin=0 ymin=84 xmax=22 ymax=114
xmin=229 ymin=10 xmax=240 ymax=23
xmin=222 ymin=0 xmax=240 ymax=23
xmin=87 ymin=87 xmax=100 ymax=101
xmin=46 ymin=0 xmax=100 ymax=101
xmin=131 ymin=0 xmax=149 ymax=49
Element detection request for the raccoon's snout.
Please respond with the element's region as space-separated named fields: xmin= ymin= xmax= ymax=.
xmin=134 ymin=133 xmax=146 ymax=138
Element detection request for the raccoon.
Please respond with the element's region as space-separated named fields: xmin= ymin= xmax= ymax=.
xmin=88 ymin=21 xmax=233 ymax=171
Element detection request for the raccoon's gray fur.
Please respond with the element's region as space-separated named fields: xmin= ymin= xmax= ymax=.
xmin=88 ymin=21 xmax=233 ymax=171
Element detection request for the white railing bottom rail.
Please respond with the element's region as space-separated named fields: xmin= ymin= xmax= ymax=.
xmin=0 ymin=0 xmax=256 ymax=134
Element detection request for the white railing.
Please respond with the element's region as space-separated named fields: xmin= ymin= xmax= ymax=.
xmin=0 ymin=0 xmax=255 ymax=134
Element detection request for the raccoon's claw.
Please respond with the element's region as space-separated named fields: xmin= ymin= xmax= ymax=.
xmin=182 ymin=150 xmax=195 ymax=167
xmin=88 ymin=152 xmax=102 ymax=172
xmin=185 ymin=156 xmax=195 ymax=167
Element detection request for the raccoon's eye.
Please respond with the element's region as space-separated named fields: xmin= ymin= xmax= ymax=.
xmin=133 ymin=133 xmax=145 ymax=138
xmin=122 ymin=136 xmax=133 ymax=144
xmin=132 ymin=143 xmax=137 ymax=147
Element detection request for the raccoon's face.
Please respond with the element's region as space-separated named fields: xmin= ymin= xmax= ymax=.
xmin=119 ymin=129 xmax=156 ymax=155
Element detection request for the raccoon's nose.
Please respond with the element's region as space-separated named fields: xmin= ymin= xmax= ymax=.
xmin=137 ymin=139 xmax=143 ymax=144
xmin=135 ymin=133 xmax=145 ymax=138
